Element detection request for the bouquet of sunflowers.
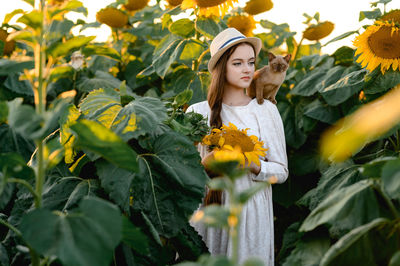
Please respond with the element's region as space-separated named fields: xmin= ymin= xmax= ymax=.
xmin=202 ymin=122 xmax=268 ymax=167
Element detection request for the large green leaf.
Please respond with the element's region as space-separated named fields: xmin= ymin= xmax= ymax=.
xmin=0 ymin=101 xmax=8 ymax=123
xmin=171 ymin=67 xmax=208 ymax=104
xmin=76 ymin=70 xmax=124 ymax=92
xmin=153 ymin=39 xmax=186 ymax=78
xmin=0 ymin=124 xmax=35 ymax=162
xmin=282 ymin=236 xmax=330 ymax=266
xmin=365 ymin=70 xmax=400 ymax=94
xmin=303 ymin=99 xmax=341 ymax=124
xmin=169 ymin=19 xmax=195 ymax=38
xmin=96 ymin=160 xmax=134 ymax=213
xmin=279 ymin=101 xmax=307 ymax=149
xmin=195 ymin=17 xmax=221 ymax=39
xmin=82 ymin=44 xmax=121 ymax=61
xmin=132 ymin=130 xmax=208 ymax=237
xmin=47 ymin=36 xmax=95 ymax=59
xmin=115 ymin=96 xmax=167 ymax=138
xmin=17 ymin=10 xmax=42 ymax=30
xmin=122 ymin=216 xmax=150 ymax=256
xmin=4 ymin=74 xmax=34 ymax=96
xmin=42 ymin=177 xmax=101 ymax=211
xmin=359 ymin=156 xmax=397 ymax=178
xmin=321 ymin=69 xmax=367 ymax=106
xmin=48 ymin=19 xmax=74 ymax=43
xmin=290 ymin=69 xmax=328 ymax=96
xmin=70 ymin=119 xmax=139 ymax=172
xmin=20 ymin=197 xmax=122 ymax=266
xmin=180 ymin=40 xmax=205 ymax=61
xmin=0 ymin=59 xmax=34 ymax=76
xmin=7 ymin=98 xmax=68 ymax=140
xmin=320 ymin=218 xmax=398 ymax=266
xmin=48 ymin=0 xmax=88 ymax=18
xmin=299 ymin=179 xmax=384 ymax=233
xmin=79 ymin=88 xmax=166 ymax=139
xmin=381 ymin=158 xmax=400 ymax=200
xmin=298 ymin=161 xmax=363 ymax=210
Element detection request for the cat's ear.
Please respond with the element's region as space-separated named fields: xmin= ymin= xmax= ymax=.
xmin=268 ymin=52 xmax=276 ymax=62
xmin=284 ymin=54 xmax=292 ymax=63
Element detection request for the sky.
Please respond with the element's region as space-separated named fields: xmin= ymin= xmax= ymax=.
xmin=0 ymin=0 xmax=399 ymax=54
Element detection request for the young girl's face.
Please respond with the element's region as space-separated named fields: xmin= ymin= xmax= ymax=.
xmin=225 ymin=43 xmax=255 ymax=90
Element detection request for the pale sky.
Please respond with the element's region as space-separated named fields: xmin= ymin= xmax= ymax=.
xmin=1 ymin=0 xmax=399 ymax=54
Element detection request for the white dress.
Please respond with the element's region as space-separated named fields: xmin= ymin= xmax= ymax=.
xmin=187 ymin=98 xmax=288 ymax=265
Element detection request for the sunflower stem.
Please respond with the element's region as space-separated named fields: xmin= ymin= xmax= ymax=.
xmin=292 ymin=37 xmax=304 ymax=64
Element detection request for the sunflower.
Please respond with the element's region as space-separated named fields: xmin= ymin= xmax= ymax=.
xmin=166 ymin=0 xmax=183 ymax=6
xmin=353 ymin=21 xmax=400 ymax=74
xmin=303 ymin=21 xmax=334 ymax=41
xmin=227 ymin=15 xmax=256 ymax=36
xmin=202 ymin=122 xmax=267 ymax=167
xmin=181 ymin=0 xmax=238 ymax=17
xmin=379 ymin=9 xmax=400 ymax=24
xmin=0 ymin=29 xmax=15 ymax=56
xmin=244 ymin=0 xmax=273 ymax=15
xmin=124 ymin=0 xmax=149 ymax=11
xmin=96 ymin=7 xmax=129 ymax=28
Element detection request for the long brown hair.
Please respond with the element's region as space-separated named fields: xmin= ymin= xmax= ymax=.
xmin=204 ymin=42 xmax=256 ymax=206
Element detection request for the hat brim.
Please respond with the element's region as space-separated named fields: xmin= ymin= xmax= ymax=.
xmin=207 ymin=37 xmax=262 ymax=73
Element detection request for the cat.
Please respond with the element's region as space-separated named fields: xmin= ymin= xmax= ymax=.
xmin=247 ymin=52 xmax=291 ymax=105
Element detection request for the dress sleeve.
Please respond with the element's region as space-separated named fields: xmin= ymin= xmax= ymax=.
xmin=252 ymin=102 xmax=288 ymax=184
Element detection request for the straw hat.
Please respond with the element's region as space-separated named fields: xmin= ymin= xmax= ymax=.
xmin=208 ymin=28 xmax=262 ymax=72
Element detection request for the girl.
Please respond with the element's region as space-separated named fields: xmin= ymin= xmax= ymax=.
xmin=187 ymin=28 xmax=288 ymax=265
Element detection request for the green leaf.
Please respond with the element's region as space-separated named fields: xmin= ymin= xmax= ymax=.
xmin=0 ymin=124 xmax=35 ymax=162
xmin=297 ymin=161 xmax=362 ymax=210
xmin=279 ymin=102 xmax=307 ymax=149
xmin=321 ymin=69 xmax=367 ymax=106
xmin=7 ymin=30 xmax=35 ymax=46
xmin=122 ymin=216 xmax=150 ymax=256
xmin=4 ymin=74 xmax=34 ymax=96
xmin=389 ymin=251 xmax=400 ymax=266
xmin=76 ymin=70 xmax=124 ymax=92
xmin=116 ymin=96 xmax=167 ymax=138
xmin=49 ymin=66 xmax=74 ymax=83
xmin=22 ymin=0 xmax=34 ymax=6
xmin=303 ymin=99 xmax=341 ymax=124
xmin=180 ymin=40 xmax=205 ymax=61
xmin=48 ymin=19 xmax=74 ymax=42
xmin=20 ymin=197 xmax=122 ymax=266
xmin=70 ymin=119 xmax=139 ymax=172
xmin=365 ymin=70 xmax=400 ymax=94
xmin=7 ymin=98 xmax=68 ymax=140
xmin=291 ymin=70 xmax=328 ymax=97
xmin=282 ymin=236 xmax=330 ymax=266
xmin=320 ymin=218 xmax=398 ymax=266
xmin=208 ymin=177 xmax=233 ymax=191
xmin=174 ymin=89 xmax=193 ymax=106
xmin=195 ymin=17 xmax=221 ymax=39
xmin=359 ymin=9 xmax=382 ymax=21
xmin=82 ymin=44 xmax=121 ymax=61
xmin=47 ymin=36 xmax=95 ymax=59
xmin=42 ymin=177 xmax=101 ymax=211
xmin=17 ymin=10 xmax=43 ymax=30
xmin=132 ymin=130 xmax=208 ymax=237
xmin=381 ymin=158 xmax=400 ymax=200
xmin=359 ymin=156 xmax=397 ymax=178
xmin=299 ymin=179 xmax=383 ymax=232
xmin=332 ymin=46 xmax=355 ymax=65
xmin=96 ymin=160 xmax=134 ymax=213
xmin=0 ymin=153 xmax=35 ymax=194
xmin=324 ymin=31 xmax=359 ymax=46
xmin=49 ymin=0 xmax=88 ymax=18
xmin=3 ymin=9 xmax=25 ymax=24
xmin=169 ymin=19 xmax=195 ymax=38
xmin=0 ymin=243 xmax=9 ymax=266
xmin=153 ymin=39 xmax=186 ymax=78
xmin=0 ymin=59 xmax=34 ymax=76
xmin=0 ymin=101 xmax=8 ymax=123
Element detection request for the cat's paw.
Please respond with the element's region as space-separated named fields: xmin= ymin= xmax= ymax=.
xmin=257 ymin=98 xmax=265 ymax=104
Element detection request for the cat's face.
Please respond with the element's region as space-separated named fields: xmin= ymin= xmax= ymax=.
xmin=269 ymin=53 xmax=291 ymax=73
xmin=270 ymin=56 xmax=289 ymax=72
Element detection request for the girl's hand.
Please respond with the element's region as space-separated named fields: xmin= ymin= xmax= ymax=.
xmin=247 ymin=161 xmax=261 ymax=175
xmin=201 ymin=151 xmax=215 ymax=169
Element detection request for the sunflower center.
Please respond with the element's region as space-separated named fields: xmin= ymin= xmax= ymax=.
xmin=224 ymin=131 xmax=255 ymax=152
xmin=195 ymin=0 xmax=227 ymax=8
xmin=368 ymin=26 xmax=400 ymax=59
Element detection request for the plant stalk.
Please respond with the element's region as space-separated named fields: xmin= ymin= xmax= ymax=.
xmin=375 ymin=183 xmax=400 ymax=219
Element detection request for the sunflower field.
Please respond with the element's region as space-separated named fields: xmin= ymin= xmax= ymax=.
xmin=0 ymin=0 xmax=400 ymax=265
